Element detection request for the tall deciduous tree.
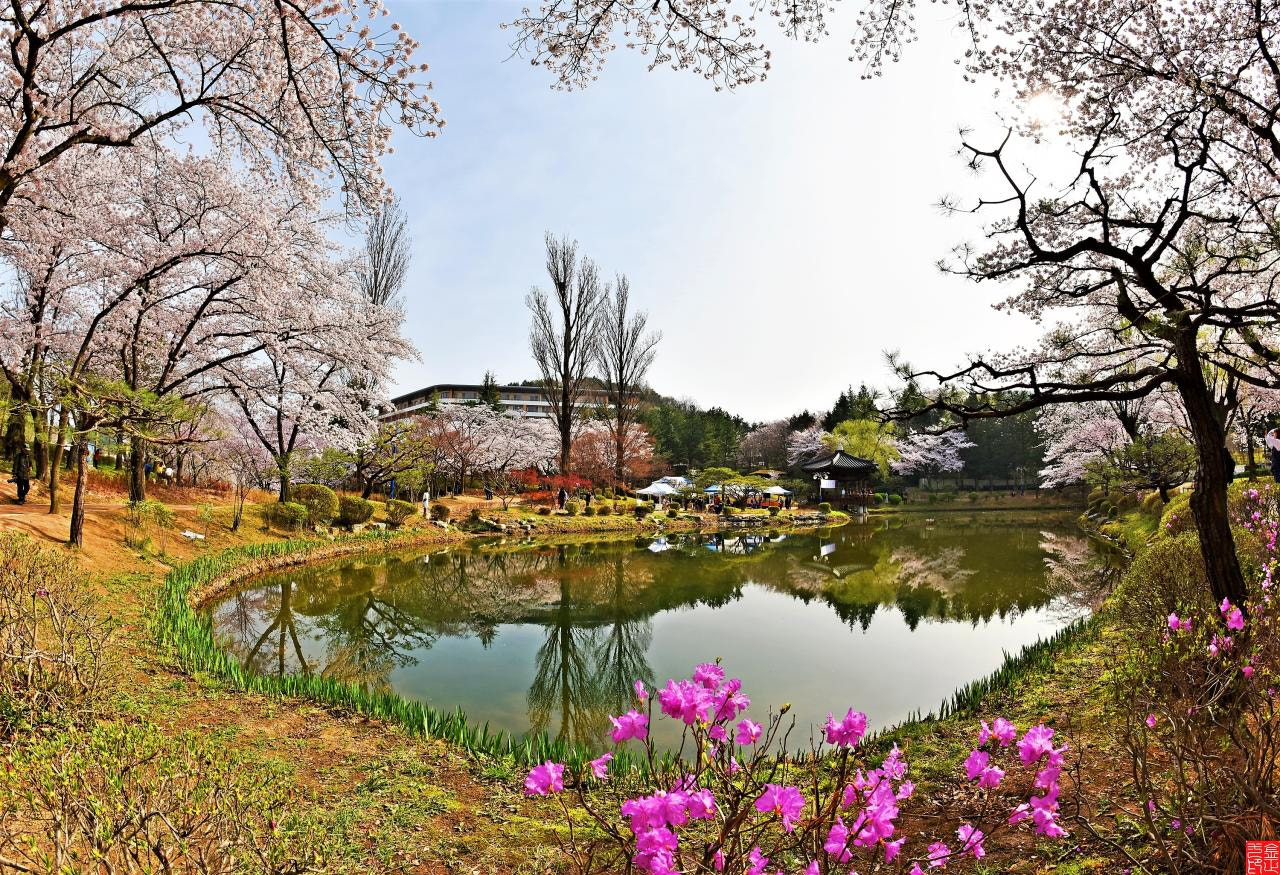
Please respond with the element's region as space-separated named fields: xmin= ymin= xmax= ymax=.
xmin=597 ymin=275 xmax=660 ymax=486
xmin=358 ymin=196 xmax=412 ymax=307
xmin=527 ymin=233 xmax=604 ymax=473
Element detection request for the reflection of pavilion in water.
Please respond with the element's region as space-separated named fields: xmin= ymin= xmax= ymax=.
xmin=209 ymin=518 xmax=1097 ymax=746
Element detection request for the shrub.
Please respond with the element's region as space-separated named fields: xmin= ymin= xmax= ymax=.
xmin=125 ymin=499 xmax=174 ymax=553
xmin=603 ymin=488 xmax=614 ymax=499
xmin=292 ymin=483 xmax=338 ymax=527
xmin=429 ymin=502 xmax=450 ymax=522
xmin=584 ymin=505 xmax=598 ymax=516
xmin=873 ymin=492 xmax=887 ymax=504
xmin=768 ymin=505 xmax=780 ymax=517
xmin=0 ymin=722 xmax=329 ymax=873
xmin=385 ymin=499 xmax=415 ymax=527
xmin=268 ymin=501 xmax=307 ymax=532
xmin=537 ymin=506 xmax=552 ymax=516
xmin=634 ymin=504 xmax=653 ymax=518
xmin=817 ymin=501 xmax=832 ymax=514
xmin=565 ymin=500 xmax=582 ymax=516
xmin=0 ymin=534 xmax=109 ymax=738
xmin=967 ymin=491 xmax=979 ymax=502
xmin=888 ymin=493 xmax=902 ymax=505
xmin=1112 ymin=526 xmax=1280 ymax=872
xmin=522 ymin=662 xmax=1070 ymax=873
xmin=338 ymin=495 xmax=375 ymax=526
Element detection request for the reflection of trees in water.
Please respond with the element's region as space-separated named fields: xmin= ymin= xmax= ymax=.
xmin=527 ymin=546 xmax=655 ymax=746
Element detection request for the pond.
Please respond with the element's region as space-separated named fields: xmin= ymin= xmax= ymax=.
xmin=206 ymin=511 xmax=1107 ymax=750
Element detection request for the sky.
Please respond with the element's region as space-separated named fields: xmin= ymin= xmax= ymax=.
xmin=380 ymin=0 xmax=1054 ymax=422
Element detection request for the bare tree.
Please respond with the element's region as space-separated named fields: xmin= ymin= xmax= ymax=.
xmin=526 ymin=233 xmax=604 ymax=473
xmin=358 ymin=197 xmax=412 ymax=307
xmin=597 ymin=275 xmax=660 ymax=486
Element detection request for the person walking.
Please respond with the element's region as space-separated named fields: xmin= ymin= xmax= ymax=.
xmin=557 ymin=486 xmax=568 ymax=510
xmin=421 ymin=487 xmax=431 ymax=517
xmin=584 ymin=491 xmax=592 ymax=510
xmin=11 ymin=445 xmax=30 ymax=504
xmin=1267 ymin=428 xmax=1280 ymax=483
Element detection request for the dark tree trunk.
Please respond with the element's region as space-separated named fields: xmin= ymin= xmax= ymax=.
xmin=277 ymin=455 xmax=292 ymax=503
xmin=1176 ymin=336 xmax=1248 ymax=608
xmin=32 ymin=421 xmax=46 ymax=481
xmin=129 ymin=436 xmax=146 ymax=502
xmin=175 ymin=451 xmax=185 ymax=487
xmin=69 ymin=435 xmax=91 ymax=548
xmin=46 ymin=408 xmax=69 ymax=514
xmin=361 ymin=479 xmax=374 ymax=499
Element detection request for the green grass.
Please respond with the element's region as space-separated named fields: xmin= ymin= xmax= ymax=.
xmin=151 ymin=533 xmax=641 ymax=771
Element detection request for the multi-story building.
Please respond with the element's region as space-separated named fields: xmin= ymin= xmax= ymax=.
xmin=383 ymin=383 xmax=612 ymax=421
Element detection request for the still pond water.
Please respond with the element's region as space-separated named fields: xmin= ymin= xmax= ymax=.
xmin=207 ymin=512 xmax=1104 ymax=748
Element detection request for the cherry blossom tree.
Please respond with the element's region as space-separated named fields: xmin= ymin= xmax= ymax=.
xmin=0 ymin=0 xmax=442 ymax=233
xmin=572 ymin=420 xmax=656 ymax=486
xmin=738 ymin=419 xmax=789 ymax=470
xmin=786 ymin=424 xmax=827 ymax=467
xmin=891 ymin=430 xmax=975 ymax=478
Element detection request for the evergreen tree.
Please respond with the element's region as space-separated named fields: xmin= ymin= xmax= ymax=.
xmin=479 ymin=371 xmax=504 ymax=410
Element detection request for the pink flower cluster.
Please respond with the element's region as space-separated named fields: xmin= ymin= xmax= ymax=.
xmin=656 ymin=663 xmax=751 ymax=726
xmin=524 ymin=665 xmax=1073 ymax=874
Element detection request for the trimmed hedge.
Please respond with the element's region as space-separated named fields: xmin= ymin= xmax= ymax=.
xmin=338 ymin=495 xmax=375 ymax=526
xmin=293 ymin=484 xmax=338 ymax=527
xmin=429 ymin=502 xmax=450 ymax=522
xmin=385 ymin=499 xmax=415 ymax=527
xmin=818 ymin=502 xmax=832 ymax=514
xmin=269 ymin=502 xmax=307 ymax=531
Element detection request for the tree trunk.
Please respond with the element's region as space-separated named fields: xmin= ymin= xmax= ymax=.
xmin=69 ymin=436 xmax=90 ymax=548
xmin=32 ymin=410 xmax=46 ymax=481
xmin=129 ymin=436 xmax=146 ymax=502
xmin=1176 ymin=338 xmax=1248 ymax=608
xmin=614 ymin=426 xmax=625 ymax=488
xmin=277 ymin=454 xmax=292 ymax=503
xmin=361 ymin=478 xmax=374 ymax=499
xmin=47 ymin=407 xmax=69 ymax=514
xmin=175 ymin=451 xmax=185 ymax=487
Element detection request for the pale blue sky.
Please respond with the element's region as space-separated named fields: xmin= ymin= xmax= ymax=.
xmin=381 ymin=0 xmax=1046 ymax=421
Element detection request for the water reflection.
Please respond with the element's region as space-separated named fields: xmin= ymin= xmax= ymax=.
xmin=208 ymin=512 xmax=1105 ymax=743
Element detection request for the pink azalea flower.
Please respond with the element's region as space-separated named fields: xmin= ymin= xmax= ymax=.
xmin=1145 ymin=713 xmax=1156 ymax=728
xmin=747 ymin=846 xmax=769 ymax=875
xmin=885 ymin=837 xmax=906 ymax=863
xmin=685 ymin=788 xmax=717 ymax=820
xmin=1168 ymin=613 xmax=1181 ymax=631
xmin=977 ymin=765 xmax=1005 ymax=789
xmin=1244 ymin=665 xmax=1256 ymax=679
xmin=1220 ymin=597 xmax=1232 ymax=616
xmin=1017 ymin=724 xmax=1056 ymax=766
xmin=693 ymin=662 xmax=725 ymax=689
xmin=708 ymin=724 xmax=727 ymax=742
xmin=991 ymin=716 xmax=1018 ymax=746
xmin=634 ymin=680 xmax=648 ymax=701
xmin=713 ymin=849 xmax=725 ymax=871
xmin=823 ymin=708 xmax=868 ymax=747
xmin=804 ymin=863 xmax=819 ymax=875
xmin=634 ymin=826 xmax=679 ymax=874
xmin=524 ymin=761 xmax=564 ymax=796
xmin=956 ymin=824 xmax=986 ymax=859
xmin=927 ymin=840 xmax=951 ymax=868
xmin=1227 ymin=608 xmax=1246 ymax=631
xmin=609 ymin=710 xmax=650 ymax=743
xmin=910 ymin=865 xmax=925 ymax=875
xmin=898 ymin=780 xmax=916 ymax=799
xmin=824 ymin=816 xmax=852 ymax=862
xmin=964 ymin=749 xmax=989 ymax=781
xmin=589 ymin=752 xmax=613 ymax=779
xmin=735 ymin=718 xmax=763 ymax=745
xmin=754 ymin=784 xmax=806 ymax=832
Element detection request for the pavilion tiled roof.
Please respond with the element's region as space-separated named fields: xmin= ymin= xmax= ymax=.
xmin=799 ymin=450 xmax=877 ymax=474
